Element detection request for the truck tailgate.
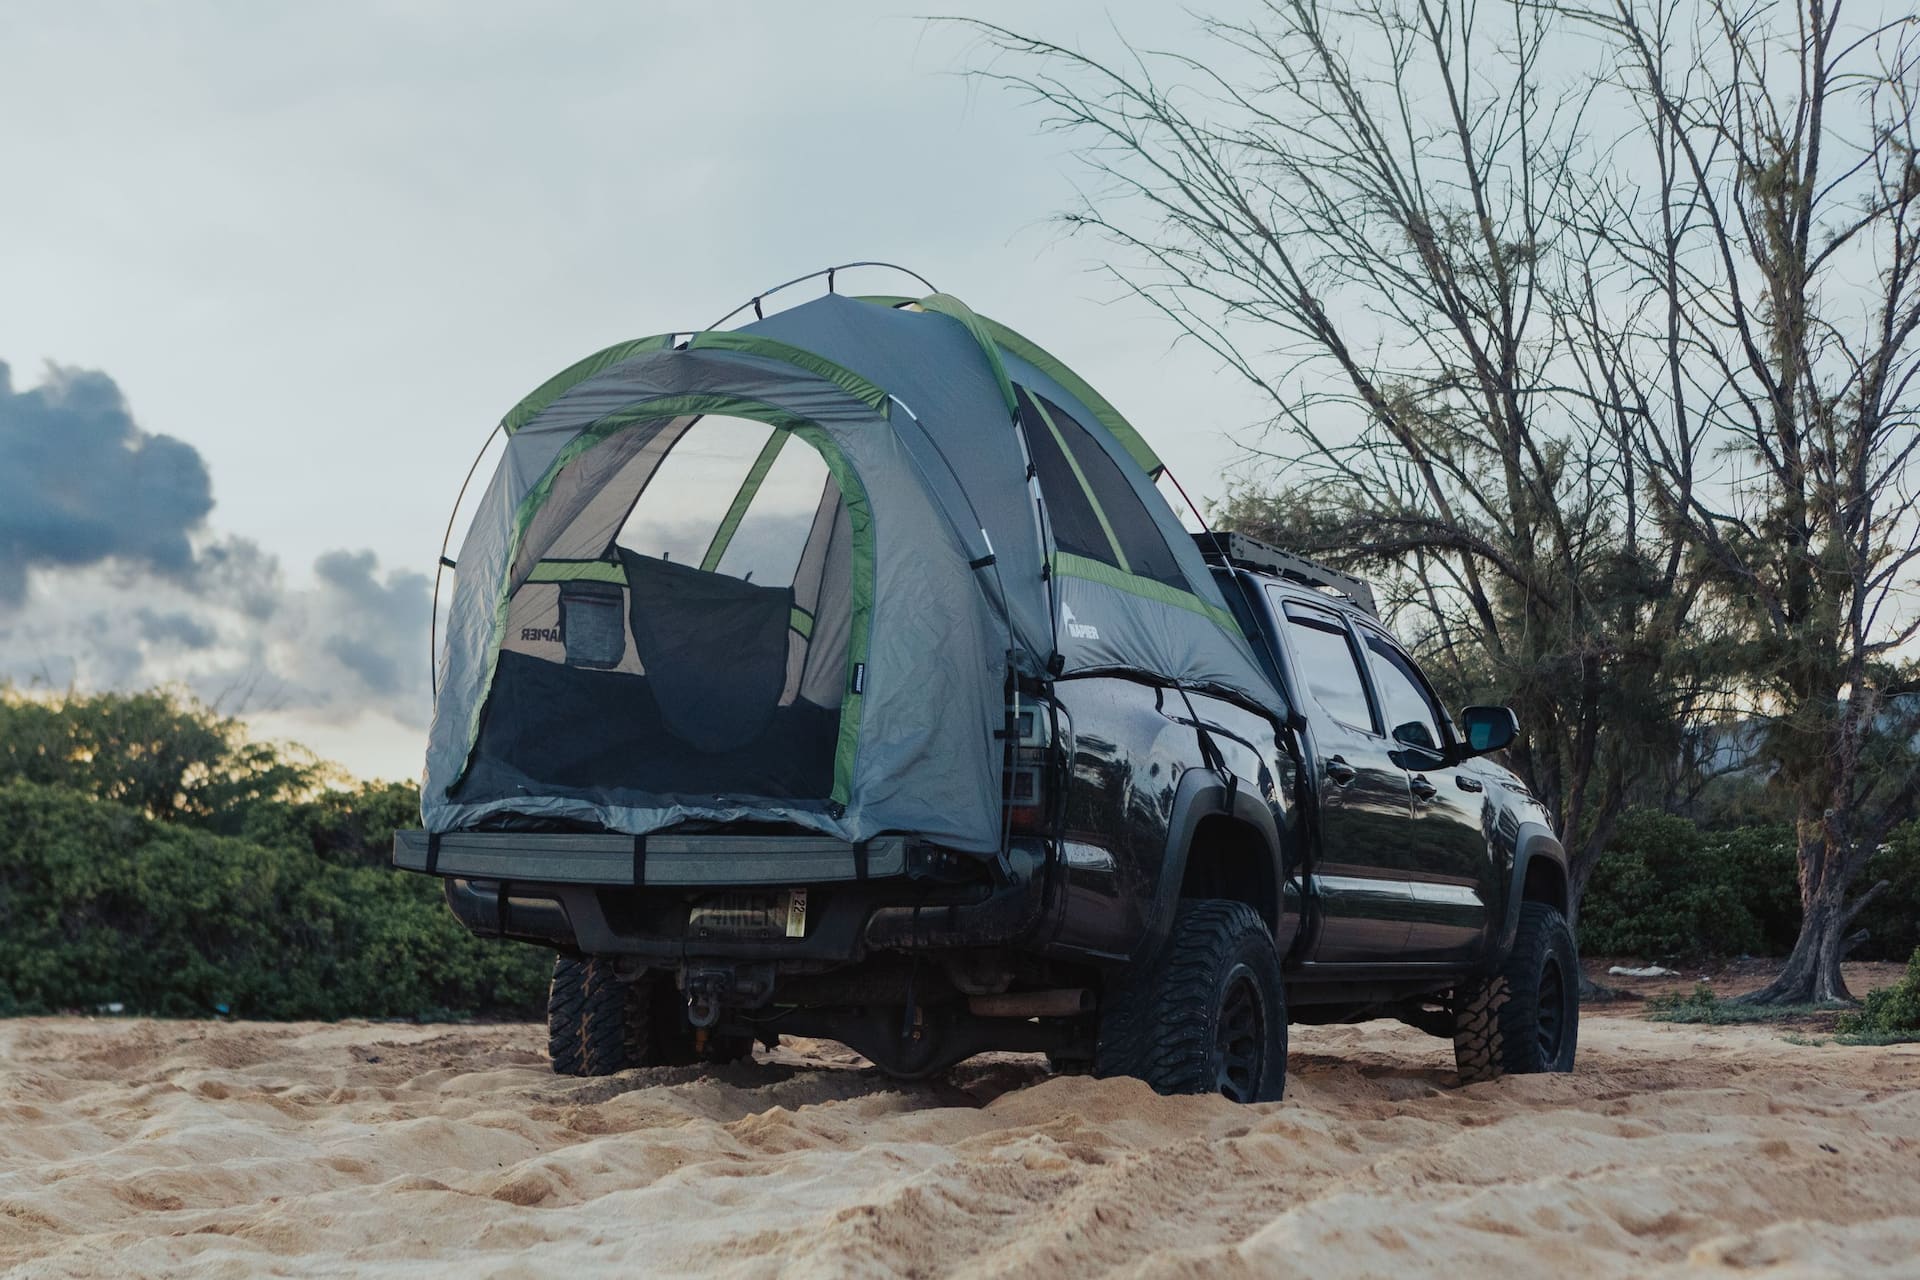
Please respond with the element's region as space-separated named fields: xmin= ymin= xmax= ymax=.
xmin=392 ymin=830 xmax=910 ymax=886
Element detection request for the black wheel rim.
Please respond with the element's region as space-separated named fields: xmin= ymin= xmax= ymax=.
xmin=1215 ymin=963 xmax=1267 ymax=1102
xmin=1536 ymin=953 xmax=1567 ymax=1063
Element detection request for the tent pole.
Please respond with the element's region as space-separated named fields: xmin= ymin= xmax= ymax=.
xmin=703 ymin=262 xmax=940 ymax=331
xmin=429 ymin=421 xmax=504 ymax=698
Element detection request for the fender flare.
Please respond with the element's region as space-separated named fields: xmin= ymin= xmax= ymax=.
xmin=1135 ymin=766 xmax=1291 ymax=962
xmin=1494 ymin=821 xmax=1570 ymax=959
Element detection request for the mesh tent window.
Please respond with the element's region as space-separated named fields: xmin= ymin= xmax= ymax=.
xmin=460 ymin=406 xmax=870 ymax=808
xmin=1017 ymin=387 xmax=1187 ymax=589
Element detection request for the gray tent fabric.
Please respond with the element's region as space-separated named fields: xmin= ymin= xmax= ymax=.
xmin=421 ymin=290 xmax=1284 ymax=853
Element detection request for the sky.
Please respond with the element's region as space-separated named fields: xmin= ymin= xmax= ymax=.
xmin=0 ymin=1 xmax=1273 ymax=781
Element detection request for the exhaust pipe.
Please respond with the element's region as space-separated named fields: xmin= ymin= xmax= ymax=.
xmin=967 ymin=989 xmax=1092 ymax=1018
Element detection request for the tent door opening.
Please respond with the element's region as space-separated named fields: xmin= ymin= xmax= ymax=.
xmin=457 ymin=414 xmax=859 ymax=809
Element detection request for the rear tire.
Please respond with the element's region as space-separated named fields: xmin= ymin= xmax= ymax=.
xmin=1452 ymin=902 xmax=1579 ymax=1082
xmin=576 ymin=964 xmax=755 ymax=1074
xmin=547 ymin=955 xmax=587 ymax=1076
xmin=580 ymin=958 xmax=654 ymax=1075
xmin=1094 ymin=900 xmax=1288 ymax=1102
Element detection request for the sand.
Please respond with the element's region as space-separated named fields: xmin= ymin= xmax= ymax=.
xmin=2 ymin=1001 xmax=1917 ymax=1278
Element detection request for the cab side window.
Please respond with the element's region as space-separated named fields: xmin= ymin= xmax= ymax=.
xmin=1273 ymin=594 xmax=1377 ymax=733
xmin=1363 ymin=633 xmax=1444 ymax=752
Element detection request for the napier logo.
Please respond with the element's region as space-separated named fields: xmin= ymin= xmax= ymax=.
xmin=521 ymin=626 xmax=561 ymax=643
xmin=1063 ymin=604 xmax=1100 ymax=641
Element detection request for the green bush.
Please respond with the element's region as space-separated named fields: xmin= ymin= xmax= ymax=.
xmin=0 ymin=780 xmax=546 ymax=1020
xmin=1578 ymin=809 xmax=1798 ymax=959
xmin=1645 ymin=982 xmax=1828 ymax=1024
xmin=1855 ymin=821 xmax=1920 ymax=962
xmin=1837 ymin=947 xmax=1920 ymax=1041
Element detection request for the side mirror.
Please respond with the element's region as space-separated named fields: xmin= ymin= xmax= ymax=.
xmin=1457 ymin=705 xmax=1518 ymax=756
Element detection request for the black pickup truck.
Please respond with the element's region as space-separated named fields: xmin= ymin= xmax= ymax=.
xmin=396 ymin=530 xmax=1575 ymax=1101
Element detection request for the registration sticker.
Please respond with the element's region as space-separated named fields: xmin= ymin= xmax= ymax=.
xmin=786 ymin=889 xmax=808 ymax=938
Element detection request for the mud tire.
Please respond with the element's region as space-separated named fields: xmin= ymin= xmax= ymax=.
xmin=1094 ymin=899 xmax=1287 ymax=1102
xmin=546 ymin=955 xmax=588 ymax=1076
xmin=579 ymin=958 xmax=652 ymax=1076
xmin=1452 ymin=902 xmax=1579 ymax=1082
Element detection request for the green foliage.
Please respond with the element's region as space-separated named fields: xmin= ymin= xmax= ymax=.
xmin=1578 ymin=809 xmax=1798 ymax=959
xmin=0 ymin=687 xmax=546 ymax=1021
xmin=1580 ymin=812 xmax=1920 ymax=964
xmin=1856 ymin=821 xmax=1920 ymax=963
xmin=1645 ymin=983 xmax=1828 ymax=1024
xmin=0 ymin=687 xmax=317 ymax=826
xmin=1836 ymin=948 xmax=1920 ymax=1042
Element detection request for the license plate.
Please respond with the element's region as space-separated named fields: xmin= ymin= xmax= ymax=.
xmin=688 ymin=890 xmax=808 ymax=940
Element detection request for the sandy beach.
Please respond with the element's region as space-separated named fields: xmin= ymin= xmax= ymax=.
xmin=3 ymin=975 xmax=1917 ymax=1279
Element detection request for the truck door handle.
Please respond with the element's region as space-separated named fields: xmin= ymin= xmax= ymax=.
xmin=1456 ymin=776 xmax=1484 ymax=793
xmin=1324 ymin=757 xmax=1357 ymax=786
xmin=1410 ymin=775 xmax=1438 ymax=801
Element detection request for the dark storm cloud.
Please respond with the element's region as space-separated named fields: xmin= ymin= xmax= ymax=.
xmin=0 ymin=358 xmax=433 ymax=729
xmin=0 ymin=360 xmax=214 ymax=607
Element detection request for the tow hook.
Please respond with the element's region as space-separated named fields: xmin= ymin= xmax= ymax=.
xmin=685 ymin=971 xmax=725 ymax=1028
xmin=682 ymin=963 xmax=775 ymax=1028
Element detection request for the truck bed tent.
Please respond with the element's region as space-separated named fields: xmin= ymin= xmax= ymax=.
xmin=425 ymin=288 xmax=1284 ymax=852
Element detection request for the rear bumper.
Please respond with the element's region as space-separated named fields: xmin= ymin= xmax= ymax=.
xmin=396 ymin=831 xmax=1047 ymax=964
xmin=392 ymin=829 xmax=911 ymax=886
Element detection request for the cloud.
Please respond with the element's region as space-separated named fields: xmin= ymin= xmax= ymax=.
xmin=304 ymin=549 xmax=433 ymax=708
xmin=135 ymin=608 xmax=220 ymax=650
xmin=0 ymin=360 xmax=215 ymax=607
xmin=0 ymin=547 xmax=435 ymax=729
xmin=0 ymin=360 xmax=433 ymax=730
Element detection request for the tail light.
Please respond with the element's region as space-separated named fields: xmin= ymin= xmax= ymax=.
xmin=1003 ymin=696 xmax=1056 ymax=834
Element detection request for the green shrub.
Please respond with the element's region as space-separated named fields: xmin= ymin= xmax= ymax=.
xmin=0 ymin=781 xmax=546 ymax=1020
xmin=1837 ymin=948 xmax=1920 ymax=1042
xmin=0 ymin=687 xmax=317 ymax=826
xmin=1854 ymin=821 xmax=1920 ymax=962
xmin=1645 ymin=983 xmax=1831 ymax=1023
xmin=1578 ymin=810 xmax=1797 ymax=958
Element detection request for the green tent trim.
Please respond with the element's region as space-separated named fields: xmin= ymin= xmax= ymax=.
xmin=686 ymin=330 xmax=892 ymax=412
xmin=791 ymin=423 xmax=873 ymax=806
xmin=1049 ymin=552 xmax=1240 ymax=635
xmin=525 ymin=560 xmax=627 ymax=584
xmin=857 ymin=295 xmax=1162 ymax=475
xmin=914 ymin=294 xmax=1019 ymax=421
xmin=458 ymin=392 xmax=878 ymax=802
xmin=700 ymin=428 xmax=790 ymax=572
xmin=501 ymin=334 xmax=676 ymax=435
xmin=502 ymin=330 xmax=892 ymax=438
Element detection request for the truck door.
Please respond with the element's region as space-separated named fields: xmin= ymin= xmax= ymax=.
xmin=1269 ymin=592 xmax=1417 ymax=962
xmin=1357 ymin=628 xmax=1492 ymax=962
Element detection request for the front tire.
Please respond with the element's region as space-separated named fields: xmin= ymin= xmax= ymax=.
xmin=1452 ymin=901 xmax=1579 ymax=1082
xmin=1095 ymin=900 xmax=1288 ymax=1102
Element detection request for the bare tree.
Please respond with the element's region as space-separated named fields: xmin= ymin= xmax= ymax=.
xmin=963 ymin=0 xmax=1707 ymax=922
xmin=1560 ymin=0 xmax=1920 ymax=1002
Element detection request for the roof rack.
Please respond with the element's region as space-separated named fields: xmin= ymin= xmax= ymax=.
xmin=1193 ymin=530 xmax=1379 ymax=619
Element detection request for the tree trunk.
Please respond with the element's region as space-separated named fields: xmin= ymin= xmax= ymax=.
xmin=1743 ymin=885 xmax=1855 ymax=1004
xmin=1738 ymin=808 xmax=1887 ymax=1005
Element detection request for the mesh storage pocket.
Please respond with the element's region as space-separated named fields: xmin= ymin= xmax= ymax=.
xmin=560 ymin=582 xmax=626 ymax=669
